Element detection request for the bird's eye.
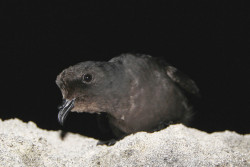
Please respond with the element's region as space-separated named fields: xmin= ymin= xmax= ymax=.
xmin=82 ymin=74 xmax=93 ymax=83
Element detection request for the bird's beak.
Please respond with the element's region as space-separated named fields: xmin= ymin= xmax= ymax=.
xmin=58 ymin=98 xmax=76 ymax=125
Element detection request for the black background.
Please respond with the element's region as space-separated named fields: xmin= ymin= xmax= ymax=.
xmin=1 ymin=0 xmax=249 ymax=139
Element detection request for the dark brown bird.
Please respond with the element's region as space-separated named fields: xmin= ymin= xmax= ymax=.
xmin=56 ymin=54 xmax=199 ymax=142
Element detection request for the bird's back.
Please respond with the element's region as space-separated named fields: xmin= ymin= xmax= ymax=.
xmin=107 ymin=54 xmax=194 ymax=136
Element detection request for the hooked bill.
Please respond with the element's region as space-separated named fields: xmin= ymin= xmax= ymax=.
xmin=58 ymin=98 xmax=76 ymax=125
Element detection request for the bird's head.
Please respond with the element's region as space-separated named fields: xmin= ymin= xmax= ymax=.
xmin=56 ymin=61 xmax=123 ymax=125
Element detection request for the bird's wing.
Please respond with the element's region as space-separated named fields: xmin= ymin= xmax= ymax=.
xmin=165 ymin=65 xmax=200 ymax=97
